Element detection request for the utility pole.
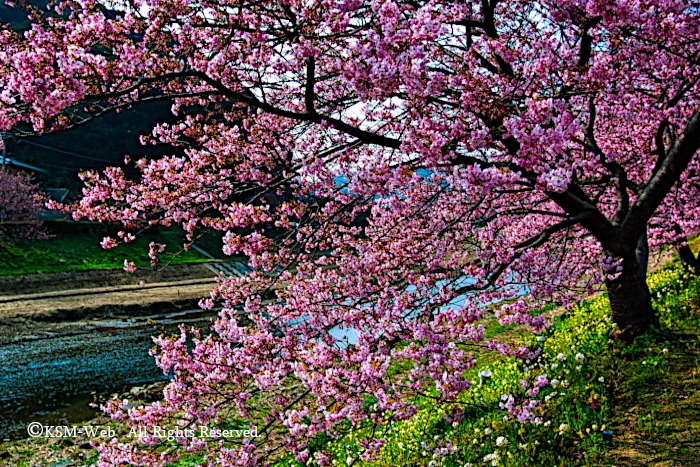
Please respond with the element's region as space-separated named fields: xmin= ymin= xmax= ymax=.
xmin=1 ymin=132 xmax=6 ymax=172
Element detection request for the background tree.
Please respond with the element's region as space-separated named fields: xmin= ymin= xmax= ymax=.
xmin=0 ymin=167 xmax=47 ymax=240
xmin=1 ymin=1 xmax=700 ymax=465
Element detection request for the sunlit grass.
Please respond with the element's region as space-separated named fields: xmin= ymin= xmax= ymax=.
xmin=0 ymin=223 xmax=208 ymax=276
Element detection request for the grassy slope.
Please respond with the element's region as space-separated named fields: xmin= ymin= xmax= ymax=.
xmin=156 ymin=260 xmax=700 ymax=467
xmin=268 ymin=265 xmax=700 ymax=467
xmin=0 ymin=224 xmax=208 ymax=276
xmin=602 ymin=235 xmax=700 ymax=465
xmin=601 ymin=273 xmax=700 ymax=466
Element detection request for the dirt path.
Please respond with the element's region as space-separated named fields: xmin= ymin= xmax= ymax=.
xmin=0 ymin=264 xmax=218 ymax=345
xmin=0 ymin=278 xmax=216 ymax=319
xmin=0 ymin=263 xmax=215 ymax=297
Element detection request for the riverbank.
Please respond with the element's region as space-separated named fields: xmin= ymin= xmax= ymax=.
xmin=0 ymin=262 xmax=220 ymax=443
xmin=1 ymin=263 xmax=698 ymax=466
xmin=0 ymin=299 xmax=217 ymax=443
xmin=0 ymin=263 xmax=215 ymax=297
xmin=0 ymin=263 xmax=217 ymax=345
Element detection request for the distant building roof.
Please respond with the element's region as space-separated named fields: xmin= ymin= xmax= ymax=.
xmin=2 ymin=158 xmax=48 ymax=173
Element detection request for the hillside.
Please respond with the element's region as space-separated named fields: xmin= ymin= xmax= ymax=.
xmin=1 ymin=1 xmax=178 ymax=191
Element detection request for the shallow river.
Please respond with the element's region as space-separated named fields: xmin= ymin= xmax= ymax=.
xmin=0 ymin=311 xmax=214 ymax=439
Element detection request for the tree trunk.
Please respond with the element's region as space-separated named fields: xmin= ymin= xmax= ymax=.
xmin=677 ymin=242 xmax=699 ymax=274
xmin=605 ymin=250 xmax=658 ymax=340
xmin=635 ymin=229 xmax=649 ymax=277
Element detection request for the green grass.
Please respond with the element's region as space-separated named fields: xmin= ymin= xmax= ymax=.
xmin=599 ymin=269 xmax=700 ymax=466
xmin=0 ymin=223 xmax=209 ymax=275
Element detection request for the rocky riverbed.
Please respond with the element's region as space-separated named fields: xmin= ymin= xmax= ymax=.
xmin=0 ymin=264 xmax=220 ymax=442
xmin=0 ymin=306 xmax=216 ymax=439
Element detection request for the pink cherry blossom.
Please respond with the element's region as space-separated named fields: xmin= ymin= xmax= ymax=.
xmin=1 ymin=1 xmax=700 ymax=465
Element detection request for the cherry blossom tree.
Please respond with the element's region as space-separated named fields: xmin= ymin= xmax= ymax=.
xmin=1 ymin=0 xmax=700 ymax=465
xmin=0 ymin=168 xmax=47 ymax=240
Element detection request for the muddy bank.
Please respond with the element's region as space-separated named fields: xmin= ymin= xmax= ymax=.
xmin=0 ymin=275 xmax=217 ymax=340
xmin=0 ymin=262 xmax=226 ymax=443
xmin=0 ymin=297 xmax=209 ymax=345
xmin=0 ymin=263 xmax=214 ymax=297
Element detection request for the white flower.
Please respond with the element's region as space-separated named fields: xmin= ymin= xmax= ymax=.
xmin=536 ymin=336 xmax=547 ymax=342
xmin=598 ymin=376 xmax=605 ymax=383
xmin=346 ymin=457 xmax=354 ymax=465
xmin=575 ymin=353 xmax=584 ymax=360
xmin=452 ymin=421 xmax=459 ymax=428
xmin=551 ymin=363 xmax=558 ymax=369
xmin=484 ymin=428 xmax=492 ymax=435
xmin=496 ymin=436 xmax=508 ymax=446
xmin=428 ymin=461 xmax=437 ymax=467
xmin=556 ymin=353 xmax=566 ymax=361
xmin=551 ymin=379 xmax=559 ymax=387
xmin=558 ymin=423 xmax=568 ymax=433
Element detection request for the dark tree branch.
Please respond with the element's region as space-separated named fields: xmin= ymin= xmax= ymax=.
xmin=305 ymin=57 xmax=316 ymax=115
xmin=583 ymin=97 xmax=629 ymax=225
xmin=635 ymin=229 xmax=649 ymax=277
xmin=455 ymin=211 xmax=592 ymax=296
xmin=512 ymin=212 xmax=591 ymax=251
xmin=62 ymin=70 xmax=403 ymax=150
xmin=576 ymin=17 xmax=601 ymax=69
xmin=651 ymin=118 xmax=670 ymax=176
xmin=674 ymin=224 xmax=700 ymax=273
xmin=677 ymin=242 xmax=700 ymax=273
xmin=620 ymin=105 xmax=700 ymax=246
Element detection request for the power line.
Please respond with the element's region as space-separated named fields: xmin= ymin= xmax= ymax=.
xmin=15 ymin=139 xmax=114 ymax=164
xmin=27 ymin=139 xmax=109 ymax=158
